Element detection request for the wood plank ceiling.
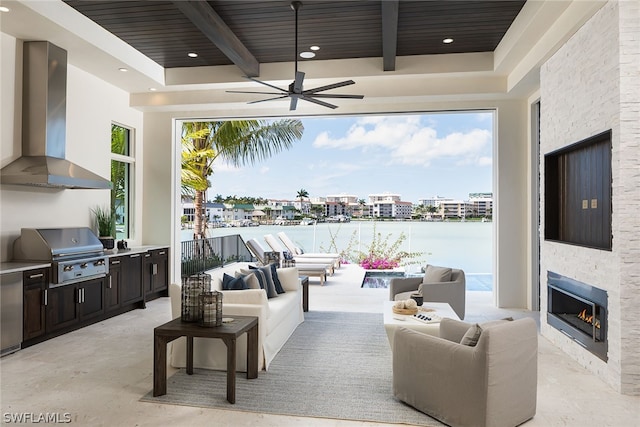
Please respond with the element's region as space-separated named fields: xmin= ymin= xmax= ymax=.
xmin=63 ymin=0 xmax=526 ymax=76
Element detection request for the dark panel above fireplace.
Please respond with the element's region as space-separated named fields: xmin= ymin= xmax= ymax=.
xmin=544 ymin=130 xmax=612 ymax=250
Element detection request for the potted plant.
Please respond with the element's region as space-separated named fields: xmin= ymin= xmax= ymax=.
xmin=92 ymin=206 xmax=115 ymax=249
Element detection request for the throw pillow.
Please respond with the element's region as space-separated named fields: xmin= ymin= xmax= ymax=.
xmin=269 ymin=263 xmax=286 ymax=294
xmin=235 ymin=271 xmax=260 ymax=290
xmin=222 ymin=273 xmax=247 ymax=290
xmin=423 ymin=264 xmax=452 ymax=283
xmin=249 ymin=265 xmax=278 ymax=298
xmin=240 ymin=268 xmax=265 ymax=290
xmin=459 ymin=323 xmax=482 ymax=347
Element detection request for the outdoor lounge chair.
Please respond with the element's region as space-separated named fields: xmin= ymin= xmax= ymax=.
xmin=246 ymin=238 xmax=328 ymax=285
xmin=277 ymin=231 xmax=341 ymax=268
xmin=263 ymin=234 xmax=336 ymax=274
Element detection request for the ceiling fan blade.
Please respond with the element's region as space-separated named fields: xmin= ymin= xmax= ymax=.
xmin=247 ymin=95 xmax=290 ymax=104
xmin=293 ymin=71 xmax=305 ymax=93
xmin=290 ymin=96 xmax=299 ymax=111
xmin=246 ymin=77 xmax=288 ymax=93
xmin=303 ymin=80 xmax=356 ymax=94
xmin=227 ymin=90 xmax=286 ymax=95
xmin=301 ymin=96 xmax=338 ymax=109
xmin=306 ymin=93 xmax=365 ymax=99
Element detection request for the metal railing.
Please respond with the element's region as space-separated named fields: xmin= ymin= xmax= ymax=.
xmin=181 ymin=234 xmax=254 ymax=276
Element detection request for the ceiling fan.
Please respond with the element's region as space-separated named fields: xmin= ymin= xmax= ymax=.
xmin=227 ymin=1 xmax=364 ymax=111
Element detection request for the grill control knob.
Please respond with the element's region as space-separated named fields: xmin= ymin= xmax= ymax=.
xmin=63 ymin=265 xmax=74 ymax=272
xmin=80 ymin=263 xmax=88 ymax=269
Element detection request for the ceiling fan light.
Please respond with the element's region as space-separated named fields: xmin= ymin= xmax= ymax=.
xmin=300 ymin=51 xmax=315 ymax=59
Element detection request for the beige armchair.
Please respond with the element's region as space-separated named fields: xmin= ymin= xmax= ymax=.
xmin=390 ymin=265 xmax=466 ymax=319
xmin=392 ymin=317 xmax=538 ymax=427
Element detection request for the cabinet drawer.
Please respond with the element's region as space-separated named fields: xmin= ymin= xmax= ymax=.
xmin=23 ymin=268 xmax=48 ymax=285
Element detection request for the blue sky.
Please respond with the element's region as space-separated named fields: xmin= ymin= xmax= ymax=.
xmin=208 ymin=111 xmax=493 ymax=203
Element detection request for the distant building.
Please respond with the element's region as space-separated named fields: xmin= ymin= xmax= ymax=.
xmin=182 ymin=201 xmax=224 ymax=222
xmin=468 ymin=193 xmax=493 ymax=217
xmin=368 ymin=193 xmax=401 ymax=203
xmin=440 ymin=200 xmax=473 ymax=219
xmin=326 ymin=194 xmax=358 ymax=204
xmin=418 ymin=196 xmax=452 ymax=208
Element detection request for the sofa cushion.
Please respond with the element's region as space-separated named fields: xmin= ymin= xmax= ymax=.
xmin=235 ymin=271 xmax=260 ymax=290
xmin=269 ymin=263 xmax=286 ymax=294
xmin=423 ymin=265 xmax=452 ymax=283
xmin=249 ymin=265 xmax=278 ymax=299
xmin=222 ymin=273 xmax=248 ymax=290
xmin=460 ymin=323 xmax=482 ymax=347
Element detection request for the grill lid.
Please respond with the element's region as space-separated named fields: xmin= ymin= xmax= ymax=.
xmin=13 ymin=227 xmax=103 ymax=261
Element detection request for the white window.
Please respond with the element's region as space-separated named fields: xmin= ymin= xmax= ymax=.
xmin=111 ymin=124 xmax=134 ymax=239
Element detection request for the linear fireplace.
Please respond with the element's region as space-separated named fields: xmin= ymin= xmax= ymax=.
xmin=547 ymin=272 xmax=608 ymax=361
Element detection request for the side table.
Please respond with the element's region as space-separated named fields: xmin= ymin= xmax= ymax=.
xmin=153 ymin=315 xmax=259 ymax=404
xmin=299 ymin=275 xmax=309 ymax=312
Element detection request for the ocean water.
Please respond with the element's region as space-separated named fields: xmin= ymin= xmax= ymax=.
xmin=181 ymin=221 xmax=493 ymax=275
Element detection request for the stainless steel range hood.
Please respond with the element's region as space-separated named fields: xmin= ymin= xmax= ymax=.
xmin=0 ymin=41 xmax=112 ymax=189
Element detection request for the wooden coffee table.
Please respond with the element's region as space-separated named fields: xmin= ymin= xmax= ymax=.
xmin=153 ymin=315 xmax=258 ymax=404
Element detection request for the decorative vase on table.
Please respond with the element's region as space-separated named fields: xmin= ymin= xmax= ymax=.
xmin=199 ymin=290 xmax=223 ymax=327
xmin=181 ymin=273 xmax=211 ymax=322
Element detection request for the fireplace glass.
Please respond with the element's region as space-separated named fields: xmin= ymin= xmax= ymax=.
xmin=547 ymin=271 xmax=607 ymax=361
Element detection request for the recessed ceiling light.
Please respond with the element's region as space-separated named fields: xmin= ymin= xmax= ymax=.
xmin=300 ymin=51 xmax=315 ymax=59
xmin=443 ymin=38 xmax=454 ymax=44
xmin=0 ymin=6 xmax=10 ymax=12
xmin=310 ymin=46 xmax=320 ymax=51
xmin=149 ymin=87 xmax=157 ymax=91
xmin=118 ymin=67 xmax=128 ymax=72
xmin=188 ymin=52 xmax=198 ymax=58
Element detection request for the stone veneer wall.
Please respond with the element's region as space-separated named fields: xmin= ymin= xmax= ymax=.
xmin=539 ymin=0 xmax=640 ymax=395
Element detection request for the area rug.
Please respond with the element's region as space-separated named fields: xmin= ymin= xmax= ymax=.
xmin=141 ymin=311 xmax=444 ymax=426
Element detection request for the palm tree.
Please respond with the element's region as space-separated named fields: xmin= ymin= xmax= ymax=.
xmin=296 ymin=188 xmax=309 ymax=215
xmin=182 ymin=119 xmax=304 ymax=239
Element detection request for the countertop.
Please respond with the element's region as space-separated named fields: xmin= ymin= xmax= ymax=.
xmin=0 ymin=245 xmax=169 ymax=275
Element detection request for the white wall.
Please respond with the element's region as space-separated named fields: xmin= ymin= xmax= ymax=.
xmin=0 ymin=34 xmax=144 ymax=261
xmin=539 ymin=1 xmax=640 ymax=395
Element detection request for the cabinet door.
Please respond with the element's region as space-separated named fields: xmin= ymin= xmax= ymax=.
xmin=47 ymin=285 xmax=79 ymax=333
xmin=143 ymin=252 xmax=153 ymax=295
xmin=153 ymin=248 xmax=169 ymax=292
xmin=79 ymin=277 xmax=104 ymax=321
xmin=23 ymin=269 xmax=47 ymax=341
xmin=106 ymin=258 xmax=122 ymax=312
xmin=121 ymin=253 xmax=143 ymax=305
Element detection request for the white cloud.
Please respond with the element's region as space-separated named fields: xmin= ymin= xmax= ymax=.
xmin=260 ymin=166 xmax=270 ymax=174
xmin=312 ymin=115 xmax=491 ymax=167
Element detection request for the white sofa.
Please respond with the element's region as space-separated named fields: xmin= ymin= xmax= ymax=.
xmin=169 ymin=262 xmax=304 ymax=371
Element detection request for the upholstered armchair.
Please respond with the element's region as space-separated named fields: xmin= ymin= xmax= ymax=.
xmin=389 ymin=264 xmax=466 ymax=319
xmin=392 ymin=317 xmax=538 ymax=427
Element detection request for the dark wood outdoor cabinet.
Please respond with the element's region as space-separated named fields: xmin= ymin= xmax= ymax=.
xmin=78 ymin=277 xmax=105 ymax=322
xmin=23 ymin=268 xmax=48 ymax=341
xmin=46 ymin=284 xmax=80 ymax=333
xmin=545 ymin=130 xmax=612 ymax=250
xmin=105 ymin=257 xmax=122 ymax=312
xmin=120 ymin=253 xmax=144 ymax=305
xmin=144 ymin=248 xmax=169 ymax=300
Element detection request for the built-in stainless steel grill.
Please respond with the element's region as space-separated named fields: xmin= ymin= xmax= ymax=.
xmin=13 ymin=227 xmax=108 ymax=286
